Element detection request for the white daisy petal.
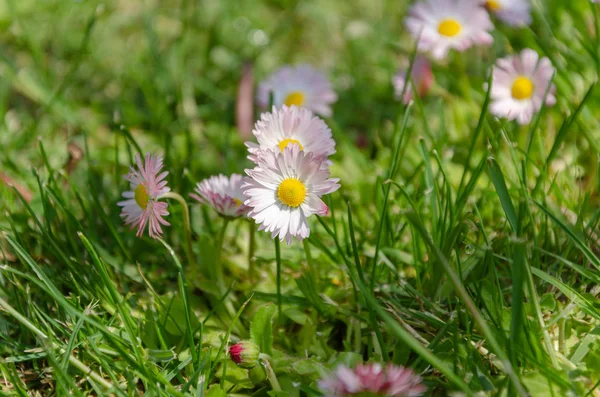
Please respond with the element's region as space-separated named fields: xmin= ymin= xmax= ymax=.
xmin=243 ymin=146 xmax=340 ymax=245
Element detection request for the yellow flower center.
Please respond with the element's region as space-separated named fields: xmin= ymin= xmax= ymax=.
xmin=511 ymin=76 xmax=534 ymax=100
xmin=437 ymin=19 xmax=462 ymax=37
xmin=284 ymin=91 xmax=305 ymax=107
xmin=277 ymin=178 xmax=306 ymax=208
xmin=233 ymin=198 xmax=243 ymax=207
xmin=134 ymin=184 xmax=150 ymax=209
xmin=278 ymin=138 xmax=304 ymax=152
xmin=485 ymin=0 xmax=502 ymax=10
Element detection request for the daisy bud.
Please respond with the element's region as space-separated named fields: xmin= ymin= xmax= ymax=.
xmin=393 ymin=56 xmax=434 ymax=104
xmin=229 ymin=340 xmax=260 ymax=369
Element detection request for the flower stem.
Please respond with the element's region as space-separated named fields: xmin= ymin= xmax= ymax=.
xmin=260 ymin=356 xmax=282 ymax=391
xmin=248 ymin=221 xmax=256 ymax=282
xmin=215 ymin=218 xmax=230 ymax=291
xmin=162 ymin=192 xmax=196 ymax=276
xmin=274 ymin=238 xmax=282 ymax=325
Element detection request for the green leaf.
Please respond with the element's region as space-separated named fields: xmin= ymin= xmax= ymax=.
xmin=205 ymin=385 xmax=227 ymax=397
xmin=539 ymin=294 xmax=556 ymax=311
xmin=487 ymin=157 xmax=518 ymax=233
xmin=250 ymin=303 xmax=277 ymax=355
xmin=293 ymin=359 xmax=329 ymax=377
xmin=220 ymin=363 xmax=252 ymax=388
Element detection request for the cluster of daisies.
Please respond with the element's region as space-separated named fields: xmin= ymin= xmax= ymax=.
xmin=395 ymin=0 xmax=556 ymax=125
xmin=118 ymin=67 xmax=339 ymax=244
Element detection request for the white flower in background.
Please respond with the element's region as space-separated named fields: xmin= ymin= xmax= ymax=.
xmin=489 ymin=48 xmax=556 ymax=125
xmin=483 ymin=0 xmax=531 ymax=26
xmin=190 ymin=174 xmax=249 ymax=218
xmin=392 ymin=56 xmax=434 ymax=104
xmin=243 ymin=145 xmax=340 ymax=244
xmin=257 ymin=64 xmax=338 ymax=117
xmin=246 ymin=105 xmax=336 ymax=166
xmin=405 ymin=0 xmax=494 ymax=60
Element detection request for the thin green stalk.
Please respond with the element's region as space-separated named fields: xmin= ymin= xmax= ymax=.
xmin=248 ymin=221 xmax=256 ymax=282
xmin=275 ymin=238 xmax=282 ymax=325
xmin=215 ymin=218 xmax=231 ymax=291
xmin=260 ymin=356 xmax=282 ymax=391
xmin=162 ymin=192 xmax=196 ymax=275
xmin=157 ymin=238 xmax=196 ymax=375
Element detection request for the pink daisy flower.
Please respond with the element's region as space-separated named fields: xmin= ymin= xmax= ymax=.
xmin=117 ymin=153 xmax=170 ymax=239
xmin=243 ymin=145 xmax=340 ymax=245
xmin=392 ymin=56 xmax=434 ymax=104
xmin=318 ymin=363 xmax=426 ymax=397
xmin=489 ymin=48 xmax=556 ymax=125
xmin=190 ymin=174 xmax=249 ymax=219
xmin=405 ymin=0 xmax=494 ymax=60
xmin=257 ymin=64 xmax=338 ymax=117
xmin=245 ymin=105 xmax=336 ymax=167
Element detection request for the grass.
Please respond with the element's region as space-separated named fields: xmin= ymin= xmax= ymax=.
xmin=1 ymin=0 xmax=600 ymax=395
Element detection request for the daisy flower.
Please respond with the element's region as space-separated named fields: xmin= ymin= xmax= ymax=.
xmin=243 ymin=145 xmax=340 ymax=244
xmin=392 ymin=56 xmax=434 ymax=104
xmin=318 ymin=363 xmax=426 ymax=397
xmin=405 ymin=0 xmax=494 ymax=60
xmin=483 ymin=0 xmax=531 ymax=26
xmin=257 ymin=64 xmax=337 ymax=117
xmin=190 ymin=174 xmax=249 ymax=218
xmin=118 ymin=153 xmax=170 ymax=239
xmin=246 ymin=105 xmax=336 ymax=165
xmin=489 ymin=48 xmax=556 ymax=125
